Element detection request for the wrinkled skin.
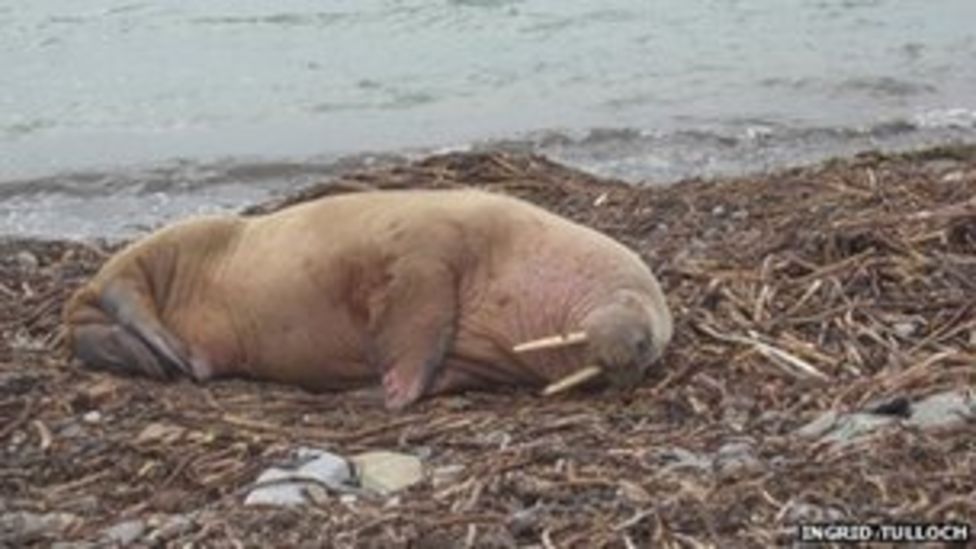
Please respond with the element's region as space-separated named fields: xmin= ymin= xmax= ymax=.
xmin=64 ymin=189 xmax=672 ymax=410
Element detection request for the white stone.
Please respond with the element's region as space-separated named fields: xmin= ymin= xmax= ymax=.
xmin=16 ymin=251 xmax=39 ymax=272
xmin=351 ymin=451 xmax=423 ymax=495
xmin=102 ymin=519 xmax=146 ymax=545
xmin=244 ymin=448 xmax=352 ymax=506
xmin=908 ymin=390 xmax=976 ymax=429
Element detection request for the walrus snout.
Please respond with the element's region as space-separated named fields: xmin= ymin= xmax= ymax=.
xmin=587 ymin=323 xmax=656 ymax=387
xmin=583 ymin=290 xmax=672 ymax=387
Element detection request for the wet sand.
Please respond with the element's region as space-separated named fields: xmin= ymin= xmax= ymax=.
xmin=2 ymin=146 xmax=975 ymax=546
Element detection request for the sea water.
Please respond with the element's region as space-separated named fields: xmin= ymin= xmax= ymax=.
xmin=2 ymin=0 xmax=975 ymax=237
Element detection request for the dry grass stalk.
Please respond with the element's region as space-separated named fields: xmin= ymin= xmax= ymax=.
xmin=2 ymin=147 xmax=976 ymax=545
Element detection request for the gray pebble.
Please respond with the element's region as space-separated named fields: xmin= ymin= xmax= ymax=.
xmin=714 ymin=439 xmax=763 ymax=479
xmin=0 ymin=511 xmax=78 ymax=542
xmin=16 ymin=251 xmax=39 ymax=272
xmin=101 ymin=519 xmax=146 ymax=545
xmin=147 ymin=514 xmax=195 ymax=542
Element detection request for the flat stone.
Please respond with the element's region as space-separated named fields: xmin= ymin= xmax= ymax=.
xmin=351 ymin=451 xmax=423 ymax=495
xmin=0 ymin=511 xmax=78 ymax=542
xmin=244 ymin=448 xmax=352 ymax=506
xmin=799 ymin=390 xmax=975 ymax=447
xmin=146 ymin=514 xmax=195 ymax=542
xmin=907 ymin=390 xmax=976 ymax=429
xmin=797 ymin=410 xmax=894 ymax=445
xmin=821 ymin=413 xmax=894 ymax=445
xmin=781 ymin=501 xmax=847 ymax=523
xmin=653 ymin=446 xmax=712 ymax=472
xmin=101 ymin=519 xmax=145 ymax=545
xmin=796 ymin=410 xmax=839 ymax=439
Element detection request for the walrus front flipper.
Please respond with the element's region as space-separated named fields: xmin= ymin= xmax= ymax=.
xmin=72 ymin=322 xmax=176 ymax=379
xmin=67 ymin=280 xmax=195 ymax=380
xmin=97 ymin=280 xmax=200 ymax=378
xmin=369 ymin=258 xmax=458 ymax=410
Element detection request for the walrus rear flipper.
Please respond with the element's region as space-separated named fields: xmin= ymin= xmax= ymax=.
xmin=69 ymin=281 xmax=196 ymax=380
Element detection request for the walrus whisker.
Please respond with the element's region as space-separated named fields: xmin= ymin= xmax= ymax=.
xmin=512 ymin=331 xmax=587 ymax=353
xmin=541 ymin=366 xmax=603 ymax=396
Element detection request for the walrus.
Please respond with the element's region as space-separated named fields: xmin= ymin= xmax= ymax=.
xmin=64 ymin=189 xmax=672 ymax=410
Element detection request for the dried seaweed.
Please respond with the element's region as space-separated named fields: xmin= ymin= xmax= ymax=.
xmin=2 ymin=146 xmax=975 ymax=547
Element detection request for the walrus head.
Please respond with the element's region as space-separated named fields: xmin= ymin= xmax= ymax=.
xmin=581 ymin=289 xmax=673 ymax=388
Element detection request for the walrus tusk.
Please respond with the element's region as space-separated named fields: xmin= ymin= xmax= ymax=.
xmin=541 ymin=366 xmax=603 ymax=396
xmin=512 ymin=331 xmax=587 ymax=353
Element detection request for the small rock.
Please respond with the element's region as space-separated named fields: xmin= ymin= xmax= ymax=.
xmin=796 ymin=410 xmax=839 ymax=439
xmin=825 ymin=413 xmax=895 ymax=445
xmin=907 ymin=390 xmax=976 ymax=429
xmin=58 ymin=422 xmax=85 ymax=439
xmin=147 ymin=514 xmax=194 ymax=542
xmin=722 ymin=395 xmax=754 ymax=432
xmin=508 ymin=504 xmax=545 ymax=537
xmin=60 ymin=495 xmax=100 ymax=515
xmin=941 ymin=170 xmax=965 ymax=183
xmin=101 ymin=519 xmax=146 ymax=545
xmin=244 ymin=448 xmax=352 ymax=506
xmin=892 ymin=321 xmax=918 ymax=338
xmin=797 ymin=411 xmax=893 ymax=446
xmin=652 ymin=446 xmax=712 ymax=472
xmin=782 ymin=501 xmax=847 ymax=523
xmin=711 ymin=205 xmax=726 ymax=216
xmin=351 ymin=451 xmax=423 ymax=495
xmin=0 ymin=511 xmax=78 ymax=542
xmin=714 ymin=440 xmax=763 ymax=479
xmin=82 ymin=411 xmax=101 ymax=424
xmin=9 ymin=430 xmax=27 ymax=447
xmin=16 ymin=251 xmax=39 ymax=272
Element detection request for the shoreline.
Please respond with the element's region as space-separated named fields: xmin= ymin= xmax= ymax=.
xmin=2 ymin=144 xmax=975 ymax=545
xmin=5 ymin=127 xmax=976 ymax=239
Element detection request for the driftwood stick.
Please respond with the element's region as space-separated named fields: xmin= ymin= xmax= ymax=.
xmin=696 ymin=322 xmax=829 ymax=381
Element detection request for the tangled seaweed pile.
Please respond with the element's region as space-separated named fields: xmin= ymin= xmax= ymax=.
xmin=2 ymin=146 xmax=975 ymax=547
